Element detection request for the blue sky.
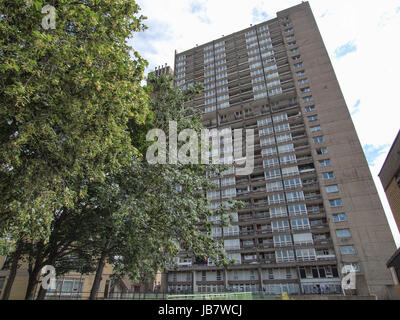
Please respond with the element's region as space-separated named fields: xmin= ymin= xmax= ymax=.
xmin=335 ymin=41 xmax=357 ymax=58
xmin=130 ymin=0 xmax=400 ymax=246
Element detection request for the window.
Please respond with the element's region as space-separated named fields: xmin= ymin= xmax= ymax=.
xmin=340 ymin=245 xmax=356 ymax=255
xmin=280 ymin=154 xmax=297 ymax=165
xmin=288 ymin=204 xmax=307 ymax=216
xmin=316 ymin=147 xmax=328 ymax=155
xmin=319 ymin=160 xmax=331 ymax=167
xmin=301 ymin=87 xmax=311 ymax=93
xmin=262 ymin=147 xmax=277 ymax=157
xmin=333 ymin=213 xmax=347 ymax=222
xmin=267 ymin=80 xmax=281 ymax=89
xmin=261 ymin=137 xmax=276 ymax=147
xmin=274 ymin=234 xmax=292 ymax=247
xmin=298 ymin=78 xmax=308 ymax=85
xmin=291 ymin=218 xmax=310 ymax=231
xmin=281 ymin=166 xmax=299 ymax=177
xmin=276 ymin=133 xmax=292 ymax=143
xmin=48 ymin=278 xmax=84 ymax=296
xmin=222 ymin=188 xmax=236 ymax=199
xmin=275 ymin=123 xmax=290 ymax=133
xmin=273 ymin=114 xmax=288 ymax=123
xmin=258 ymin=117 xmax=272 ymax=127
xmin=296 ymin=70 xmax=306 ymax=77
xmin=268 ymin=193 xmax=285 ymax=205
xmin=270 ymin=207 xmax=288 ymax=218
xmin=265 ymin=169 xmax=281 ymax=180
xmin=322 ymin=172 xmax=335 ymax=180
xmin=286 ymin=191 xmax=305 ymax=203
xmin=326 ymin=185 xmax=339 ymax=193
xmin=284 ymin=178 xmax=302 ymax=190
xmin=296 ymin=248 xmax=316 ymax=262
xmin=224 ymin=225 xmax=239 ymax=237
xmin=305 ymin=105 xmax=315 ymax=113
xmin=276 ymin=250 xmax=295 ymax=263
xmin=278 ymin=144 xmax=295 ymax=154
xmin=253 ymin=84 xmax=267 ymax=92
xmin=266 ymin=181 xmax=284 ymax=192
xmin=310 ymin=126 xmax=321 ymax=133
xmin=308 ymin=115 xmax=318 ymax=122
xmin=303 ymin=96 xmax=313 ymax=103
xmin=294 ymin=63 xmax=303 ymax=69
xmin=264 ymin=158 xmax=279 ymax=168
xmin=313 ymin=136 xmax=324 ymax=144
xmin=207 ymin=191 xmax=220 ymax=200
xmin=293 ymin=233 xmax=313 ymax=246
xmin=336 ymin=229 xmax=351 ymax=238
xmin=330 ymin=199 xmax=343 ymax=208
xmin=266 ymin=72 xmax=279 ymax=80
xmin=221 ymin=177 xmax=235 ymax=187
xmin=260 ymin=63 xmax=278 ymax=73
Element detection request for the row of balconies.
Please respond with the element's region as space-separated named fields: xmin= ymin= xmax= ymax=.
xmin=225 ymin=239 xmax=333 ymax=252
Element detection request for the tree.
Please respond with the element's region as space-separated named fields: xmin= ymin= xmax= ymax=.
xmin=87 ymin=74 xmax=240 ymax=298
xmin=0 ymin=0 xmax=150 ymax=299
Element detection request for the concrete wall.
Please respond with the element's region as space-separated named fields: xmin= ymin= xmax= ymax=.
xmin=277 ymin=2 xmax=397 ymax=299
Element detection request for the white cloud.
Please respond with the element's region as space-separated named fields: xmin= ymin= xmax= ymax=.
xmin=131 ymin=0 xmax=400 ymax=246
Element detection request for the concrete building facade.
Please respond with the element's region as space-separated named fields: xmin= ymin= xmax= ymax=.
xmin=168 ymin=2 xmax=397 ymax=299
xmin=379 ymin=130 xmax=400 ymax=298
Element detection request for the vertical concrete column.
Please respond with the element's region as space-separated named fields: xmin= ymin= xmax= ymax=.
xmin=257 ymin=267 xmax=263 ymax=292
xmin=192 ymin=271 xmax=198 ymax=293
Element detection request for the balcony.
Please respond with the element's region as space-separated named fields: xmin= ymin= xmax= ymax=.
xmin=254 ymin=212 xmax=270 ymax=220
xmin=274 ymin=242 xmax=293 ymax=248
xmin=254 ymin=201 xmax=269 ymax=208
xmin=296 ymin=256 xmax=317 ymax=262
xmin=316 ymin=255 xmax=337 ymax=261
xmin=257 ymin=227 xmax=273 ymax=235
xmin=239 ymin=214 xmax=253 ymax=222
xmin=291 ymin=225 xmax=311 ymax=231
xmin=293 ymin=241 xmax=314 ymax=246
xmin=225 ymin=246 xmax=241 ymax=251
xmin=271 ymin=227 xmax=291 ymax=233
xmin=241 ymin=242 xmax=255 ymax=248
xmin=240 ymin=230 xmax=255 ymax=236
xmin=258 ymin=241 xmax=274 ymax=249
xmin=304 ymin=194 xmax=322 ymax=202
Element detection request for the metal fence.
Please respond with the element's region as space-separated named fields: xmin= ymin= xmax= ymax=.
xmin=44 ymin=291 xmax=282 ymax=300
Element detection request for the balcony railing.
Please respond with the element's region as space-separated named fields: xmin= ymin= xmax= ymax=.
xmin=296 ymin=256 xmax=317 ymax=262
xmin=317 ymin=255 xmax=336 ymax=261
xmin=259 ymin=242 xmax=274 ymax=249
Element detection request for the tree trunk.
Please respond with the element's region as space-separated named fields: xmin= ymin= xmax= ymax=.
xmin=89 ymin=239 xmax=111 ymax=300
xmin=1 ymin=241 xmax=23 ymax=300
xmin=36 ymin=283 xmax=47 ymax=300
xmin=25 ymin=268 xmax=41 ymax=300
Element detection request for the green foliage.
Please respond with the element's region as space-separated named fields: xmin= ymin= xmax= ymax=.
xmin=0 ymin=0 xmax=150 ymax=249
xmin=0 ymin=1 xmax=240 ymax=298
